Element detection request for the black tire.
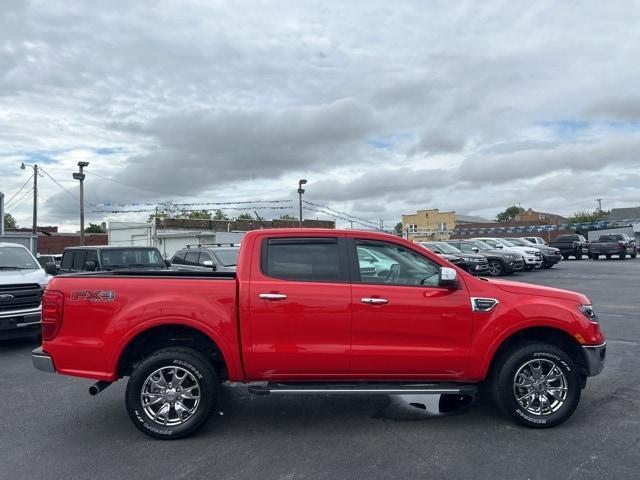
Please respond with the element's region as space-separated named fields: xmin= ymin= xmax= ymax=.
xmin=575 ymin=250 xmax=583 ymax=260
xmin=125 ymin=347 xmax=219 ymax=440
xmin=605 ymin=254 xmax=611 ymax=260
xmin=490 ymin=342 xmax=582 ymax=428
xmin=487 ymin=260 xmax=504 ymax=277
xmin=632 ymin=249 xmax=637 ymax=259
xmin=619 ymin=249 xmax=626 ymax=260
xmin=562 ymin=254 xmax=569 ymax=260
xmin=590 ymin=254 xmax=598 ymax=260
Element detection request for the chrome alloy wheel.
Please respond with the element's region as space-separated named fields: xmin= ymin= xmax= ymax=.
xmin=140 ymin=366 xmax=201 ymax=426
xmin=513 ymin=359 xmax=568 ymax=416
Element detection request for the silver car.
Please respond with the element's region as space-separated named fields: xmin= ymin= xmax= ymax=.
xmin=170 ymin=245 xmax=239 ymax=272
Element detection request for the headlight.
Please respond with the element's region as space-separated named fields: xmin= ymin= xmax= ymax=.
xmin=579 ymin=304 xmax=598 ymax=323
xmin=525 ymin=250 xmax=537 ymax=255
xmin=504 ymin=254 xmax=518 ymax=259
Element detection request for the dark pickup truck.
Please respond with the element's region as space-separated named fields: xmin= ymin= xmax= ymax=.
xmin=549 ymin=234 xmax=589 ymax=260
xmin=589 ymin=234 xmax=637 ymax=260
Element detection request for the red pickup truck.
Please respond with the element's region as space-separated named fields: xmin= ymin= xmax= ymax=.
xmin=32 ymin=229 xmax=606 ymax=439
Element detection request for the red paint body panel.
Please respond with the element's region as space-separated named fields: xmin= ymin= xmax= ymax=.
xmin=42 ymin=228 xmax=605 ymax=384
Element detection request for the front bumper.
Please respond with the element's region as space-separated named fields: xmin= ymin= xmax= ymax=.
xmin=543 ymin=253 xmax=562 ymax=265
xmin=32 ymin=346 xmax=56 ymax=373
xmin=0 ymin=309 xmax=41 ymax=340
xmin=506 ymin=259 xmax=525 ymax=272
xmin=582 ymin=343 xmax=606 ymax=376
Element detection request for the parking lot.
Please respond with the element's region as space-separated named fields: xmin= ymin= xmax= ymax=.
xmin=1 ymin=259 xmax=639 ymax=480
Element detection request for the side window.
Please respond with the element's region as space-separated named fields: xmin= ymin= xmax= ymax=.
xmin=198 ymin=252 xmax=212 ymax=266
xmin=355 ymin=241 xmax=440 ymax=287
xmin=86 ymin=251 xmax=99 ymax=268
xmin=262 ymin=238 xmax=343 ymax=282
xmin=184 ymin=251 xmax=200 ymax=266
xmin=171 ymin=251 xmax=186 ymax=265
xmin=458 ymin=243 xmax=473 ymax=253
xmin=71 ymin=251 xmax=87 ymax=271
xmin=60 ymin=252 xmax=74 ymax=271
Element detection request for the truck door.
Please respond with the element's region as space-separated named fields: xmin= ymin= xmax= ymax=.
xmin=349 ymin=238 xmax=473 ymax=377
xmin=246 ymin=236 xmax=352 ymax=380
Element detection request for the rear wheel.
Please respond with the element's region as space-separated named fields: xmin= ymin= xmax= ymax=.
xmin=605 ymin=254 xmax=611 ymax=260
xmin=487 ymin=260 xmax=504 ymax=277
xmin=562 ymin=254 xmax=569 ymax=260
xmin=125 ymin=347 xmax=219 ymax=439
xmin=590 ymin=254 xmax=598 ymax=260
xmin=491 ymin=343 xmax=582 ymax=428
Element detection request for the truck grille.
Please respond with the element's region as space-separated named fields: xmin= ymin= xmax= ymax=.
xmin=0 ymin=284 xmax=42 ymax=312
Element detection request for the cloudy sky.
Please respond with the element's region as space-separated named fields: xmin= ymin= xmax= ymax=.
xmin=1 ymin=0 xmax=640 ymax=231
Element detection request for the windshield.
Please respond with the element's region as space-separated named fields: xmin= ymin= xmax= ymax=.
xmin=0 ymin=246 xmax=39 ymax=270
xmin=433 ymin=242 xmax=462 ymax=254
xmin=470 ymin=240 xmax=493 ymax=251
xmin=506 ymin=238 xmax=528 ymax=246
xmin=214 ymin=249 xmax=239 ymax=267
xmin=419 ymin=243 xmax=441 ymax=253
xmin=100 ymin=249 xmax=165 ymax=269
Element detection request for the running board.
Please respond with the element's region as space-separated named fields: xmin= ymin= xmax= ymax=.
xmin=248 ymin=382 xmax=477 ymax=396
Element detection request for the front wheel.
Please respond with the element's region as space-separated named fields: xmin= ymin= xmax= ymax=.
xmin=619 ymin=249 xmax=626 ymax=260
xmin=632 ymin=249 xmax=637 ymax=259
xmin=491 ymin=343 xmax=582 ymax=428
xmin=575 ymin=250 xmax=583 ymax=260
xmin=125 ymin=347 xmax=219 ymax=439
xmin=487 ymin=260 xmax=504 ymax=277
xmin=590 ymin=254 xmax=598 ymax=260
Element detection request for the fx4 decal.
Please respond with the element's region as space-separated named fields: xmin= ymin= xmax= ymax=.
xmin=71 ymin=290 xmax=116 ymax=302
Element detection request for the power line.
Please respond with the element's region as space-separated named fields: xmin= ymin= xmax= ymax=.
xmin=5 ymin=188 xmax=33 ymax=214
xmin=302 ymin=205 xmax=382 ymax=230
xmin=106 ymin=205 xmax=295 ymax=214
xmin=4 ymin=174 xmax=33 ymax=207
xmin=302 ymin=200 xmax=380 ymax=228
xmin=40 ymin=168 xmax=110 ymax=215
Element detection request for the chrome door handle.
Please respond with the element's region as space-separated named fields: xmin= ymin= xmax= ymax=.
xmin=259 ymin=293 xmax=288 ymax=300
xmin=361 ymin=297 xmax=388 ymax=305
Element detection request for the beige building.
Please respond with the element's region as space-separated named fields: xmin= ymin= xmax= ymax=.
xmin=402 ymin=209 xmax=456 ymax=241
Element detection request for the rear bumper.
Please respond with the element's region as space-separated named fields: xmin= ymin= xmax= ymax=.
xmin=582 ymin=343 xmax=606 ymax=376
xmin=32 ymin=346 xmax=56 ymax=373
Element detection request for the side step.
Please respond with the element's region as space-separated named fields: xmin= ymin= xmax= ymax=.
xmin=248 ymin=382 xmax=477 ymax=396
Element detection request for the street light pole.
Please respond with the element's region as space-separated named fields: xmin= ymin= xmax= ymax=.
xmin=297 ymin=179 xmax=307 ymax=228
xmin=20 ymin=162 xmax=38 ymax=235
xmin=73 ymin=162 xmax=89 ymax=245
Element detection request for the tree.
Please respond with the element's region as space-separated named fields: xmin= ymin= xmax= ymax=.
xmin=237 ymin=213 xmax=253 ymax=220
xmin=84 ymin=223 xmax=106 ymax=233
xmin=495 ymin=206 xmax=525 ymax=223
xmin=212 ymin=209 xmax=229 ymax=221
xmin=3 ymin=213 xmax=17 ymax=230
xmin=570 ymin=210 xmax=608 ymax=223
xmin=181 ymin=209 xmax=212 ymax=220
xmin=394 ymin=222 xmax=403 ymax=236
xmin=279 ymin=214 xmax=298 ymax=220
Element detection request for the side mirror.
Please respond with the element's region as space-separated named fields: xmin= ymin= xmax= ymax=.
xmin=164 ymin=259 xmax=171 ymax=267
xmin=202 ymin=260 xmax=217 ymax=270
xmin=44 ymin=262 xmax=58 ymax=275
xmin=84 ymin=261 xmax=97 ymax=272
xmin=472 ymin=247 xmax=479 ymax=253
xmin=438 ymin=267 xmax=459 ymax=289
xmin=495 ymin=244 xmax=503 ymax=249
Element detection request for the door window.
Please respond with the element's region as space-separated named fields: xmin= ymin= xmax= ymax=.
xmin=71 ymin=251 xmax=87 ymax=271
xmin=184 ymin=251 xmax=200 ymax=266
xmin=198 ymin=252 xmax=213 ymax=266
xmin=262 ymin=238 xmax=343 ymax=282
xmin=355 ymin=241 xmax=440 ymax=287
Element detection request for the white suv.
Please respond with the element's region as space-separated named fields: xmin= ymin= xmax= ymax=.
xmin=472 ymin=237 xmax=543 ymax=270
xmin=0 ymin=242 xmax=49 ymax=340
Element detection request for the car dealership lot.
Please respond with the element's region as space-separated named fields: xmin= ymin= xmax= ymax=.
xmin=1 ymin=260 xmax=639 ymax=480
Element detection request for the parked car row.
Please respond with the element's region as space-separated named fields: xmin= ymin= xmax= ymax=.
xmin=542 ymin=233 xmax=636 ymax=260
xmin=416 ymin=237 xmax=563 ymax=277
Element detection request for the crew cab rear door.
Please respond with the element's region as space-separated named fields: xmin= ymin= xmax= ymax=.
xmin=245 ymin=235 xmax=352 ymax=380
xmin=348 ymin=238 xmax=473 ymax=377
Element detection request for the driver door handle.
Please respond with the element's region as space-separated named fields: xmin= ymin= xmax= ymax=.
xmin=259 ymin=293 xmax=288 ymax=300
xmin=361 ymin=297 xmax=388 ymax=305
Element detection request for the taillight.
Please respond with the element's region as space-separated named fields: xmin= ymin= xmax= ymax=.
xmin=42 ymin=290 xmax=64 ymax=341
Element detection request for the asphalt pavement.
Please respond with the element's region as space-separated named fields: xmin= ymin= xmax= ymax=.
xmin=1 ymin=259 xmax=639 ymax=480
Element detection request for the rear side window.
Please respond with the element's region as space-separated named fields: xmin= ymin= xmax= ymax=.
xmin=72 ymin=251 xmax=87 ymax=271
xmin=262 ymin=238 xmax=343 ymax=282
xmin=60 ymin=252 xmax=73 ymax=270
xmin=456 ymin=243 xmax=475 ymax=253
xmin=184 ymin=251 xmax=200 ymax=266
xmin=171 ymin=251 xmax=186 ymax=265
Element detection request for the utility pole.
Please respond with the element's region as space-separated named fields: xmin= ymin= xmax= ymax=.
xmin=297 ymin=179 xmax=307 ymax=228
xmin=20 ymin=162 xmax=38 ymax=235
xmin=0 ymin=192 xmax=4 ymax=236
xmin=596 ymin=198 xmax=603 ymax=212
xmin=73 ymin=161 xmax=89 ymax=245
